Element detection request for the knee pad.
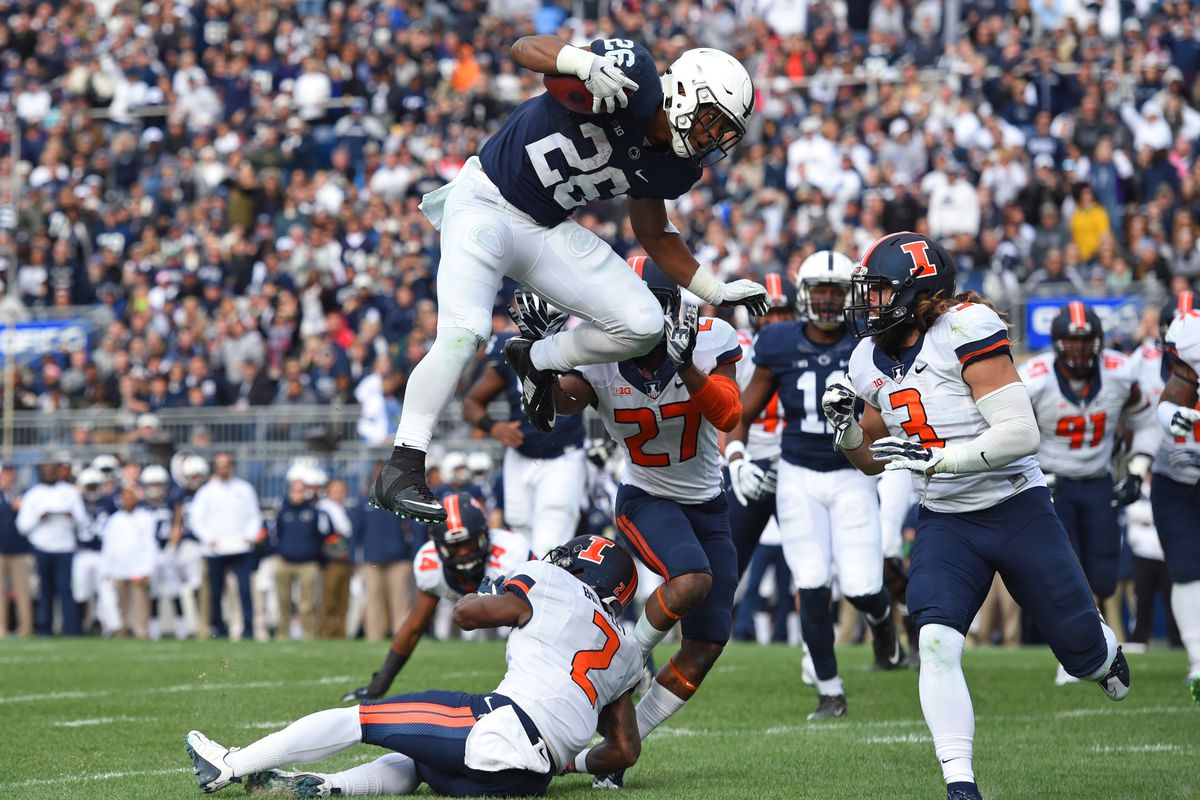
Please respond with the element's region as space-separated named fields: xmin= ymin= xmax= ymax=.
xmin=919 ymin=624 xmax=965 ymax=672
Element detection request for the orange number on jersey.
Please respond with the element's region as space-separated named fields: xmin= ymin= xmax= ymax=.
xmin=488 ymin=545 xmax=505 ymax=569
xmin=418 ymin=556 xmax=438 ymax=572
xmin=756 ymin=391 xmax=782 ymax=434
xmin=613 ymin=402 xmax=702 ymax=467
xmin=697 ymin=319 xmax=713 ymax=332
xmin=578 ymin=536 xmax=615 ymax=564
xmin=888 ymin=389 xmax=945 ymax=448
xmin=1055 ymin=412 xmax=1106 ymax=449
xmin=570 ymin=611 xmax=620 ymax=706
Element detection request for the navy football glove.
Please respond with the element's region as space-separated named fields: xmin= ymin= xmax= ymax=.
xmin=508 ymin=290 xmax=568 ymax=341
xmin=1111 ymin=475 xmax=1142 ymax=507
xmin=476 ymin=575 xmax=508 ymax=596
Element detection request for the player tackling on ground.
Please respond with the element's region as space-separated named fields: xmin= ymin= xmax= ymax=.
xmin=372 ymin=35 xmax=768 ymax=524
xmin=827 ymin=232 xmax=1130 ymax=800
xmin=185 ymin=536 xmax=642 ymax=797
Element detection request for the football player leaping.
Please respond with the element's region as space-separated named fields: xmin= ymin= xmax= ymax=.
xmin=340 ymin=493 xmax=534 ymax=704
xmin=521 ymin=257 xmax=743 ymax=789
xmin=185 ymin=536 xmax=643 ymax=797
xmin=1152 ymin=294 xmax=1200 ymax=702
xmin=828 ymin=232 xmax=1129 ymax=800
xmin=729 ymin=250 xmax=904 ymax=721
xmin=371 ymin=35 xmax=769 ymax=524
xmin=1019 ymin=302 xmax=1155 ymax=684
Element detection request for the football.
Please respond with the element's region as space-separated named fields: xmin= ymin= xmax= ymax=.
xmin=542 ymin=74 xmax=597 ymax=115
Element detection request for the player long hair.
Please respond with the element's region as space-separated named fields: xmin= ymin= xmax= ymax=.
xmin=913 ymin=290 xmax=1007 ymax=332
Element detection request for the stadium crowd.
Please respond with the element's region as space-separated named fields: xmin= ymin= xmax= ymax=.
xmin=0 ymin=0 xmax=1197 ymax=650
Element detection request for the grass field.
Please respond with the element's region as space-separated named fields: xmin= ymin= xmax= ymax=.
xmin=0 ymin=639 xmax=1196 ymax=799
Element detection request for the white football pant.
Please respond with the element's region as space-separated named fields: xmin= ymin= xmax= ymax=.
xmin=877 ymin=468 xmax=914 ymax=560
xmin=503 ymin=447 xmax=587 ymax=557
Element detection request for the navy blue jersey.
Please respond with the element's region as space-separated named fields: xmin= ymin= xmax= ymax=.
xmin=79 ymin=497 xmax=117 ymax=551
xmin=752 ymin=321 xmax=856 ymax=472
xmin=479 ymin=39 xmax=701 ymax=227
xmin=487 ymin=333 xmax=584 ymax=459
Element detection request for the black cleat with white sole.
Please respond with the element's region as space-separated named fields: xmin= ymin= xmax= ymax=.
xmin=869 ymin=614 xmax=908 ymax=671
xmin=1097 ymin=646 xmax=1130 ymax=701
xmin=592 ymin=771 xmax=625 ymax=789
xmin=946 ymin=781 xmax=982 ymax=800
xmin=369 ymin=446 xmax=446 ymax=523
xmin=807 ymin=693 xmax=848 ymax=719
xmin=503 ymin=337 xmax=558 ymax=433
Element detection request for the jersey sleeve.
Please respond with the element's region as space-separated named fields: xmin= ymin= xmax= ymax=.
xmin=413 ymin=542 xmax=444 ymax=595
xmin=848 ymin=338 xmax=881 ymax=408
xmin=1017 ymin=355 xmax=1051 ymax=401
xmin=945 ymin=303 xmax=1012 ymax=369
xmin=1166 ymin=314 xmax=1200 ymax=376
xmin=701 ymin=318 xmax=742 ymax=371
xmin=749 ymin=322 xmax=787 ymax=373
xmin=735 ymin=331 xmax=756 ymax=390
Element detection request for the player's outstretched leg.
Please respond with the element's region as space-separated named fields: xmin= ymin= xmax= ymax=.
xmin=185 ymin=707 xmax=364 ymax=793
xmin=244 ymin=753 xmax=418 ymax=798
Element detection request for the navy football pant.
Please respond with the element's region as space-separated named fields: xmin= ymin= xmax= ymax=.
xmin=614 ymin=484 xmax=736 ymax=643
xmin=908 ymin=487 xmax=1108 ymax=677
xmin=1050 ymin=475 xmax=1120 ymax=597
xmin=1150 ymin=473 xmax=1200 ymax=583
xmin=359 ymin=690 xmax=551 ymax=797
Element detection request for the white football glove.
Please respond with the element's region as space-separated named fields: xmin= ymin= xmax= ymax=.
xmin=821 ymin=378 xmax=861 ymax=449
xmin=584 ymin=54 xmax=639 ymax=114
xmin=728 ymin=458 xmax=775 ymax=506
xmin=1168 ymin=406 xmax=1200 ymax=438
xmin=870 ymin=436 xmax=945 ymax=475
xmin=714 ymin=279 xmax=771 ymax=317
xmin=665 ymin=306 xmax=698 ymax=371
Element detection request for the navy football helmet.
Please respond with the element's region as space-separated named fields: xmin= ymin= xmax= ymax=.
xmin=428 ymin=492 xmax=489 ymax=584
xmin=845 ymin=232 xmax=957 ymax=338
xmin=763 ymin=272 xmax=798 ymax=316
xmin=628 ymin=256 xmax=682 ymax=320
xmin=1050 ymin=301 xmax=1103 ymax=378
xmin=545 ymin=535 xmax=639 ymax=613
xmin=1161 ymin=291 xmax=1196 ymax=341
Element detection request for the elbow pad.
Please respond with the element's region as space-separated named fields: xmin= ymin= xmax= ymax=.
xmin=935 ymin=382 xmax=1040 ymax=475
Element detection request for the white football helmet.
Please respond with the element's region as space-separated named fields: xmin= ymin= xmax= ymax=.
xmin=797 ymin=250 xmax=855 ymax=331
xmin=77 ymin=467 xmax=106 ymax=503
xmin=661 ymin=48 xmax=753 ymax=166
xmin=141 ymin=464 xmax=170 ymax=503
xmin=180 ymin=455 xmax=210 ymax=491
xmin=442 ymin=451 xmax=469 ymax=484
xmin=466 ymin=451 xmax=493 ymax=476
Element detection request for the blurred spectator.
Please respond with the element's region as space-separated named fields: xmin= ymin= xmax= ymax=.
xmin=271 ymin=478 xmax=326 ymax=640
xmin=101 ymin=485 xmax=157 ymax=639
xmin=0 ymin=465 xmax=33 ymax=638
xmin=355 ymin=462 xmax=421 ymax=641
xmin=190 ymin=453 xmax=261 ymax=639
xmin=1070 ymin=184 xmax=1112 ymax=261
xmin=318 ymin=477 xmax=354 ymax=639
xmin=17 ymin=461 xmax=87 ymax=636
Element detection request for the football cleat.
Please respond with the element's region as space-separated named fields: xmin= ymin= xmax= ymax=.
xmin=243 ymin=770 xmax=337 ymax=797
xmin=184 ymin=730 xmax=238 ymax=793
xmin=807 ymin=694 xmax=848 ymax=720
xmin=503 ymin=337 xmax=557 ymax=433
xmin=593 ymin=771 xmax=625 ymax=789
xmin=1055 ymin=663 xmax=1081 ymax=686
xmin=1097 ymin=647 xmax=1130 ymax=701
xmin=369 ymin=446 xmax=446 ymax=523
xmin=869 ymin=615 xmax=908 ymax=671
xmin=946 ymin=781 xmax=983 ymax=800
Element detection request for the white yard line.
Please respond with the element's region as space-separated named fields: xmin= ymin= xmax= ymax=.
xmin=0 ymin=690 xmax=92 ymax=704
xmin=0 ymin=676 xmax=356 ymax=704
xmin=0 ymin=767 xmax=189 ymax=789
xmin=51 ymin=716 xmax=155 ymax=728
xmin=865 ymin=734 xmax=931 ymax=744
xmin=1090 ymin=743 xmax=1184 ymax=753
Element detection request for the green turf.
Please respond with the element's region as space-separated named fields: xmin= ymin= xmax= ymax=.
xmin=0 ymin=639 xmax=1196 ymax=799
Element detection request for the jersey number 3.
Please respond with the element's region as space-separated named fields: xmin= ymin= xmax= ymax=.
xmin=571 ymin=611 xmax=620 ymax=705
xmin=888 ymin=389 xmax=945 ymax=448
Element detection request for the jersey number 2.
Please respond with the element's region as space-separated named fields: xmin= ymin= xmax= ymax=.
xmin=571 ymin=611 xmax=620 ymax=705
xmin=888 ymin=389 xmax=945 ymax=448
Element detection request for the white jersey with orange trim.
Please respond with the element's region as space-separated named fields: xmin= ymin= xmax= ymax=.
xmin=1019 ymin=349 xmax=1139 ymax=479
xmin=1155 ymin=311 xmax=1200 ymax=484
xmin=579 ymin=317 xmax=742 ymax=503
xmin=493 ymin=559 xmax=642 ymax=772
xmin=849 ymin=302 xmax=1045 ymax=513
xmin=1130 ymin=342 xmax=1167 ymax=457
xmin=413 ymin=528 xmax=535 ymax=600
xmin=735 ymin=328 xmax=785 ymax=461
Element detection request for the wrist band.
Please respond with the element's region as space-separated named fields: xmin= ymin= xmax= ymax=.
xmin=476 ymin=415 xmax=498 ymax=433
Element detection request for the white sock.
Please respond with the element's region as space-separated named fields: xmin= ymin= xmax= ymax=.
xmin=327 ymin=753 xmax=418 ymax=796
xmin=634 ymin=613 xmax=669 ymax=662
xmin=1081 ymin=618 xmax=1119 ymax=681
xmin=393 ymin=328 xmax=480 ymax=450
xmin=226 ymin=707 xmax=362 ymax=777
xmin=1172 ymin=581 xmax=1200 ymax=677
xmin=816 ymin=677 xmax=844 ymax=696
xmin=635 ymin=679 xmax=687 ymax=739
xmin=918 ymin=624 xmax=975 ymax=786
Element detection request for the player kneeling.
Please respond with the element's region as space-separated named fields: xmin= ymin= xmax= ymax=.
xmin=827 ymin=232 xmax=1129 ymax=800
xmin=184 ymin=536 xmax=642 ymax=797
